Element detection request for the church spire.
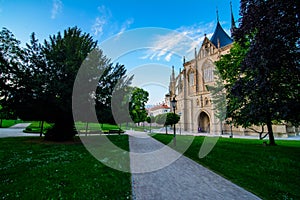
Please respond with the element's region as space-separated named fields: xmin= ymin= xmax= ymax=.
xmin=230 ymin=1 xmax=236 ymax=37
xmin=170 ymin=65 xmax=175 ymax=97
xmin=171 ymin=65 xmax=175 ymax=81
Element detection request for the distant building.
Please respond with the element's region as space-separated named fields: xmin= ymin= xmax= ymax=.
xmin=148 ymin=103 xmax=170 ymax=117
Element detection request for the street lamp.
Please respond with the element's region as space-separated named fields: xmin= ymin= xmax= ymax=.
xmin=170 ymin=97 xmax=177 ymax=146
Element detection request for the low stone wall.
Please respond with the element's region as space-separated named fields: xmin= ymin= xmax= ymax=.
xmin=222 ymin=124 xmax=296 ymax=138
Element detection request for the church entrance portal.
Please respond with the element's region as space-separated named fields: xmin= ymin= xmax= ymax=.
xmin=198 ymin=112 xmax=210 ymax=133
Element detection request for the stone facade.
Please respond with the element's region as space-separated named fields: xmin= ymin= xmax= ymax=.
xmin=168 ymin=16 xmax=296 ymax=137
xmin=168 ymin=31 xmax=232 ymax=134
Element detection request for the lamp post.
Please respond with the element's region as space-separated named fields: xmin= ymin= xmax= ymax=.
xmin=170 ymin=97 xmax=177 ymax=146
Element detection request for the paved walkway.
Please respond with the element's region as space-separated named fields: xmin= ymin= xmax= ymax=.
xmin=0 ymin=123 xmax=38 ymax=138
xmin=129 ymin=131 xmax=261 ymax=200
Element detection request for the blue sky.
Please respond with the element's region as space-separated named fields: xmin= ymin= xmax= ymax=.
xmin=0 ymin=0 xmax=240 ymax=104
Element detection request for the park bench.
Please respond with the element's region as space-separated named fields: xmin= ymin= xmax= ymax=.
xmin=107 ymin=129 xmax=125 ymax=135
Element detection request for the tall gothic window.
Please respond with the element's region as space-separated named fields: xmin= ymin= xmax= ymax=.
xmin=189 ymin=71 xmax=194 ymax=86
xmin=203 ymin=61 xmax=214 ymax=83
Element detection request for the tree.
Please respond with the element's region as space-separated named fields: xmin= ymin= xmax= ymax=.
xmin=110 ymin=79 xmax=134 ymax=128
xmin=215 ymin=42 xmax=249 ymax=137
xmin=155 ymin=113 xmax=168 ymax=134
xmin=129 ymin=87 xmax=149 ymax=125
xmin=0 ymin=105 xmax=17 ymax=127
xmin=155 ymin=113 xmax=180 ymax=134
xmin=0 ymin=28 xmax=24 ymax=117
xmin=207 ymin=70 xmax=227 ymax=135
xmin=229 ymin=1 xmax=300 ymax=145
xmin=95 ymin=62 xmax=128 ymax=125
xmin=0 ymin=27 xmax=130 ymax=140
xmin=165 ymin=112 xmax=180 ymax=128
xmin=0 ymin=27 xmax=98 ymax=141
xmin=39 ymin=27 xmax=98 ymax=141
xmin=146 ymin=116 xmax=155 ymax=132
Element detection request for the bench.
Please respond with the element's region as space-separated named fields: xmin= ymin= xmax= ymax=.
xmin=107 ymin=129 xmax=125 ymax=135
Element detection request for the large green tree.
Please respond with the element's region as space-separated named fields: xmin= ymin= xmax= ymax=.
xmin=0 ymin=28 xmax=21 ymax=127
xmin=129 ymin=87 xmax=149 ymax=125
xmin=40 ymin=27 xmax=98 ymax=141
xmin=226 ymin=0 xmax=300 ymax=145
xmin=0 ymin=27 xmax=130 ymax=140
xmin=95 ymin=62 xmax=128 ymax=125
xmin=0 ymin=28 xmax=23 ymax=110
xmin=215 ymin=42 xmax=248 ymax=136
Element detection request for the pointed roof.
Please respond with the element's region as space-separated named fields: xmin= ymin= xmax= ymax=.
xmin=210 ymin=21 xmax=233 ymax=48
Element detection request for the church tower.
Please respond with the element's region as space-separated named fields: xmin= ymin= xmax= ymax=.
xmin=170 ymin=4 xmax=235 ymax=133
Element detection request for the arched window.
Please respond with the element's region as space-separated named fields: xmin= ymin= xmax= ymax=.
xmin=188 ymin=71 xmax=194 ymax=86
xmin=203 ymin=60 xmax=214 ymax=83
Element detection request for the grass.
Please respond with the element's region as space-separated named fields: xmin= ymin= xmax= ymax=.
xmin=0 ymin=136 xmax=131 ymax=199
xmin=152 ymin=134 xmax=300 ymax=200
xmin=23 ymin=121 xmax=53 ymax=134
xmin=122 ymin=123 xmax=162 ymax=132
xmin=0 ymin=119 xmax=23 ymax=128
xmin=75 ymin=122 xmax=122 ymax=133
xmin=23 ymin=122 xmax=123 ymax=134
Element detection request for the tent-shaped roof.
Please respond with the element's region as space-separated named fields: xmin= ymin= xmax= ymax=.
xmin=210 ymin=21 xmax=233 ymax=48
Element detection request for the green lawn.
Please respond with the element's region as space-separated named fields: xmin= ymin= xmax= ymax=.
xmin=23 ymin=121 xmax=53 ymax=134
xmin=152 ymin=134 xmax=300 ymax=200
xmin=0 ymin=119 xmax=23 ymax=128
xmin=23 ymin=122 xmax=123 ymax=134
xmin=0 ymin=136 xmax=131 ymax=199
xmin=75 ymin=122 xmax=122 ymax=132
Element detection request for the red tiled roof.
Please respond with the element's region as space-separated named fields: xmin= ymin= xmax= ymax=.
xmin=148 ymin=103 xmax=170 ymax=111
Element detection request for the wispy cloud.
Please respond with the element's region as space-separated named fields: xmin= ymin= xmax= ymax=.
xmin=92 ymin=6 xmax=112 ymax=37
xmin=51 ymin=0 xmax=63 ymax=19
xmin=92 ymin=17 xmax=107 ymax=37
xmin=142 ymin=21 xmax=215 ymax=62
xmin=92 ymin=5 xmax=133 ymax=39
xmin=116 ymin=18 xmax=134 ymax=38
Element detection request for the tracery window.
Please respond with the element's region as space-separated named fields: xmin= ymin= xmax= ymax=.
xmin=203 ymin=60 xmax=214 ymax=83
xmin=188 ymin=71 xmax=194 ymax=86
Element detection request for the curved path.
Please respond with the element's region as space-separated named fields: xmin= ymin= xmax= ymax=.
xmin=129 ymin=131 xmax=261 ymax=200
xmin=0 ymin=123 xmax=38 ymax=138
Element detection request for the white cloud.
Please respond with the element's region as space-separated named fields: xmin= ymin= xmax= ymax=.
xmin=51 ymin=0 xmax=63 ymax=19
xmin=165 ymin=53 xmax=172 ymax=62
xmin=116 ymin=18 xmax=134 ymax=38
xmin=92 ymin=17 xmax=107 ymax=37
xmin=92 ymin=5 xmax=134 ymax=39
xmin=91 ymin=5 xmax=111 ymax=37
xmin=97 ymin=5 xmax=112 ymax=18
xmin=142 ymin=21 xmax=216 ymax=62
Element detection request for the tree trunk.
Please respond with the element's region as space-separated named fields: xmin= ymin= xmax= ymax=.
xmin=165 ymin=126 xmax=168 ymax=134
xmin=220 ymin=121 xmax=223 ymax=135
xmin=0 ymin=119 xmax=2 ymax=128
xmin=45 ymin=115 xmax=76 ymax=141
xmin=85 ymin=122 xmax=89 ymax=136
xmin=40 ymin=121 xmax=44 ymax=137
xmin=267 ymin=120 xmax=276 ymax=146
